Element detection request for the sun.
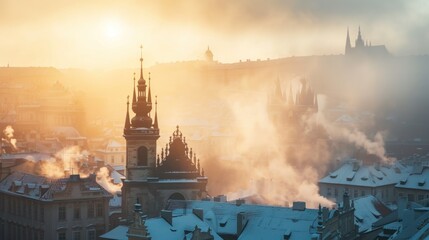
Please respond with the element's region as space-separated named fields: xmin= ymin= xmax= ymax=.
xmin=102 ymin=19 xmax=123 ymax=40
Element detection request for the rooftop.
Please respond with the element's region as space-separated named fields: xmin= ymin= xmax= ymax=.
xmin=0 ymin=171 xmax=111 ymax=201
xmin=319 ymin=160 xmax=411 ymax=188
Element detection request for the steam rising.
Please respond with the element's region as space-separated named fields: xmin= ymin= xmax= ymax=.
xmin=202 ymin=82 xmax=334 ymax=208
xmin=22 ymin=146 xmax=122 ymax=194
xmin=3 ymin=125 xmax=17 ymax=150
xmin=96 ymin=166 xmax=123 ymax=194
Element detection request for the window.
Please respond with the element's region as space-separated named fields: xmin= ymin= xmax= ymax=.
xmin=58 ymin=206 xmax=66 ymax=220
xmin=418 ymin=195 xmax=424 ymax=201
xmin=327 ymin=187 xmax=331 ymax=196
xmin=87 ymin=203 xmax=94 ymax=218
xmin=408 ymin=194 xmax=415 ymax=202
xmin=111 ymin=156 xmax=114 ymax=163
xmin=73 ymin=204 xmax=80 ymax=219
xmin=121 ymin=155 xmax=124 ymax=163
xmin=137 ymin=146 xmax=148 ymax=166
xmin=87 ymin=230 xmax=96 ymax=240
xmin=96 ymin=203 xmax=103 ymax=217
xmin=334 ymin=188 xmax=338 ymax=197
xmin=73 ymin=231 xmax=81 ymax=240
xmin=33 ymin=203 xmax=38 ymax=220
xmin=58 ymin=232 xmax=66 ymax=240
xmin=361 ymin=191 xmax=365 ymax=197
xmin=40 ymin=205 xmax=44 ymax=222
xmin=354 ymin=189 xmax=358 ymax=198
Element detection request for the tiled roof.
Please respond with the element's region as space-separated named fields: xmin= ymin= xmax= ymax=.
xmin=0 ymin=171 xmax=110 ymax=201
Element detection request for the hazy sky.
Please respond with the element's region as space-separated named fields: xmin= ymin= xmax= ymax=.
xmin=1 ymin=0 xmax=429 ymax=68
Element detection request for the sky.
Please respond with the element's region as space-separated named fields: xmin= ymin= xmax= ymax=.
xmin=1 ymin=0 xmax=429 ymax=68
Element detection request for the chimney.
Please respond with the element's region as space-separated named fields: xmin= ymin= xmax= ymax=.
xmin=236 ymin=199 xmax=245 ymax=206
xmin=69 ymin=174 xmax=80 ymax=182
xmin=292 ymin=201 xmax=306 ymax=211
xmin=161 ymin=210 xmax=173 ymax=226
xmin=192 ymin=208 xmax=204 ymax=221
xmin=237 ymin=212 xmax=248 ymax=235
xmin=343 ymin=191 xmax=350 ymax=210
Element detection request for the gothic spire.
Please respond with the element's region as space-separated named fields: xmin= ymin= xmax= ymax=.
xmin=154 ymin=96 xmax=159 ymax=129
xmin=345 ymin=27 xmax=351 ymax=54
xmin=131 ymin=46 xmax=153 ymax=128
xmin=148 ymin=72 xmax=152 ymax=104
xmin=139 ymin=45 xmax=144 ymax=80
xmin=133 ymin=73 xmax=137 ymax=106
xmin=124 ymin=95 xmax=131 ymax=129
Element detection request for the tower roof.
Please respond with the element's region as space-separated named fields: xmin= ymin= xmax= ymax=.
xmin=130 ymin=46 xmax=154 ymax=129
xmin=156 ymin=126 xmax=202 ymax=179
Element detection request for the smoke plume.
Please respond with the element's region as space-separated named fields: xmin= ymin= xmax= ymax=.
xmin=3 ymin=125 xmax=17 ymax=149
xmin=96 ymin=166 xmax=123 ymax=194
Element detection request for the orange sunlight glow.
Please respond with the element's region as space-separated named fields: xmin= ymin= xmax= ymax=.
xmin=102 ymin=18 xmax=124 ymax=41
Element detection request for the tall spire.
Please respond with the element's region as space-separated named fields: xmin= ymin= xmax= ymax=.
xmin=125 ymin=95 xmax=131 ymax=129
xmin=139 ymin=45 xmax=144 ymax=80
xmin=355 ymin=26 xmax=364 ymax=48
xmin=131 ymin=46 xmax=153 ymax=128
xmin=147 ymin=72 xmax=152 ymax=104
xmin=345 ymin=27 xmax=351 ymax=55
xmin=132 ymin=73 xmax=137 ymax=104
xmin=154 ymin=96 xmax=159 ymax=129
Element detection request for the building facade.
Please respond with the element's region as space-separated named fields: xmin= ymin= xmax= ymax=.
xmin=0 ymin=171 xmax=111 ymax=240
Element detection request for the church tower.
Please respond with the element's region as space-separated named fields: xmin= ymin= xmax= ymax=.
xmin=122 ymin=47 xmax=208 ymax=220
xmin=122 ymin=46 xmax=160 ymax=220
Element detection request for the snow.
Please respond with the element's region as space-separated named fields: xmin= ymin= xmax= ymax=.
xmin=396 ymin=166 xmax=429 ymax=191
xmin=319 ymin=160 xmax=411 ymax=187
xmin=99 ymin=225 xmax=128 ymax=240
xmin=353 ymin=195 xmax=392 ymax=232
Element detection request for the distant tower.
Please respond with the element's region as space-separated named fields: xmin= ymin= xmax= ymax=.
xmin=122 ymin=46 xmax=160 ymax=220
xmin=345 ymin=27 xmax=352 ymax=55
xmin=205 ymin=46 xmax=213 ymax=61
xmin=355 ymin=26 xmax=365 ymax=48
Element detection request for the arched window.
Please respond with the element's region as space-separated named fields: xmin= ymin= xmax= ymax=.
xmin=137 ymin=146 xmax=148 ymax=166
xmin=168 ymin=192 xmax=185 ymax=201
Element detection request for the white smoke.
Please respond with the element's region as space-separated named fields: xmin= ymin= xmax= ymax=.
xmin=96 ymin=166 xmax=123 ymax=194
xmin=3 ymin=125 xmax=17 ymax=150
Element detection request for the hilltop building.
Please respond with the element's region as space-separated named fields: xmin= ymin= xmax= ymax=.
xmin=121 ymin=48 xmax=208 ymax=220
xmin=345 ymin=27 xmax=389 ymax=56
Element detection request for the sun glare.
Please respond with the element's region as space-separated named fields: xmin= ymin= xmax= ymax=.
xmin=102 ymin=19 xmax=123 ymax=40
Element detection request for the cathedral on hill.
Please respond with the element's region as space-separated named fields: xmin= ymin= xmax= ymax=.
xmin=121 ymin=48 xmax=208 ymax=220
xmin=345 ymin=27 xmax=389 ymax=56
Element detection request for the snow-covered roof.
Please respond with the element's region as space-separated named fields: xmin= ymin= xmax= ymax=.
xmin=145 ymin=214 xmax=223 ymax=240
xmin=0 ymin=171 xmax=110 ymax=201
xmin=396 ymin=166 xmax=429 ymax=191
xmin=166 ymin=200 xmax=320 ymax=240
xmin=99 ymin=225 xmax=128 ymax=240
xmin=319 ymin=160 xmax=411 ymax=188
xmin=353 ymin=195 xmax=392 ymax=233
xmin=102 ymin=200 xmax=322 ymax=240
